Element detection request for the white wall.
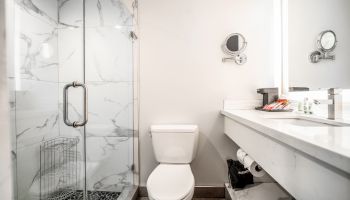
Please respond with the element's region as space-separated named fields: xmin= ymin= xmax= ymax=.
xmin=139 ymin=0 xmax=276 ymax=186
xmin=0 ymin=0 xmax=13 ymax=199
xmin=288 ymin=0 xmax=350 ymax=89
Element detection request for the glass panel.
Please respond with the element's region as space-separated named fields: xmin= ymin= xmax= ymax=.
xmin=84 ymin=0 xmax=135 ymax=199
xmin=7 ymin=0 xmax=135 ymax=199
xmin=7 ymin=0 xmax=86 ymax=199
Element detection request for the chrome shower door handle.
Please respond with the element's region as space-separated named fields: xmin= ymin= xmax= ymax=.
xmin=63 ymin=81 xmax=88 ymax=128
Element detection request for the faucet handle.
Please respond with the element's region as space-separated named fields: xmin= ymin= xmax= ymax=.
xmin=328 ymin=88 xmax=342 ymax=95
xmin=313 ymin=99 xmax=333 ymax=105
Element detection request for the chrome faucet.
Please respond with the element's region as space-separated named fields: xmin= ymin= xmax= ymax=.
xmin=313 ymin=88 xmax=342 ymax=120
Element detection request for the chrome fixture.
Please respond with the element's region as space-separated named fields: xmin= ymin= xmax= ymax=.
xmin=130 ymin=31 xmax=138 ymax=41
xmin=310 ymin=30 xmax=337 ymax=63
xmin=313 ymin=88 xmax=342 ymax=120
xmin=255 ymin=88 xmax=279 ymax=110
xmin=222 ymin=33 xmax=247 ymax=65
xmin=63 ymin=81 xmax=88 ymax=128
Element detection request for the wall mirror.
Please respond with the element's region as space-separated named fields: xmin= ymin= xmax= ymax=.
xmin=282 ymin=0 xmax=350 ymax=92
xmin=222 ymin=33 xmax=247 ymax=65
xmin=319 ymin=30 xmax=337 ymax=51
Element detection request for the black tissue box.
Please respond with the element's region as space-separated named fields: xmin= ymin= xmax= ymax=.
xmin=227 ymin=159 xmax=254 ymax=189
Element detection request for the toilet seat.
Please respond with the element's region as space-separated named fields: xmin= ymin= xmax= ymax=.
xmin=147 ymin=164 xmax=195 ymax=200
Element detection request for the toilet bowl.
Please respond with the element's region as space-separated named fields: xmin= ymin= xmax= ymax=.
xmin=147 ymin=125 xmax=199 ymax=200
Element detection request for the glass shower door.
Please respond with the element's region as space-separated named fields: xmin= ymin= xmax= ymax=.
xmin=6 ymin=0 xmax=87 ymax=199
xmin=7 ymin=0 xmax=135 ymax=199
xmin=84 ymin=0 xmax=135 ymax=198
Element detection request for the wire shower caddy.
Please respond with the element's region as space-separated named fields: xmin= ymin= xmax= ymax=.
xmin=39 ymin=137 xmax=80 ymax=200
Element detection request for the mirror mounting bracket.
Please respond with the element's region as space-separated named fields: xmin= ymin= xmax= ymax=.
xmin=310 ymin=50 xmax=335 ymax=63
xmin=221 ymin=33 xmax=248 ymax=65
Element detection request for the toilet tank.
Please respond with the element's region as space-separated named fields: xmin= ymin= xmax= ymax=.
xmin=150 ymin=124 xmax=199 ymax=164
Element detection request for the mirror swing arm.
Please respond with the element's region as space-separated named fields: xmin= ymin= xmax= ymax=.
xmin=221 ymin=33 xmax=248 ymax=65
xmin=310 ymin=30 xmax=337 ymax=63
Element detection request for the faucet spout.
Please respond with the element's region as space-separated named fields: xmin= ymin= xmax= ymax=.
xmin=313 ymin=99 xmax=333 ymax=105
xmin=313 ymin=88 xmax=342 ymax=120
xmin=328 ymin=88 xmax=342 ymax=120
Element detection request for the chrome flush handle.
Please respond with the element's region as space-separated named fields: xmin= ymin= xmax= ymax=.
xmin=63 ymin=81 xmax=88 ymax=128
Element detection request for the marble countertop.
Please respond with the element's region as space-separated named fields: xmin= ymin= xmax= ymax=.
xmin=222 ymin=109 xmax=350 ymax=174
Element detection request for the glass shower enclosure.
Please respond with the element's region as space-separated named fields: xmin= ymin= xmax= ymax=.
xmin=6 ymin=0 xmax=138 ymax=199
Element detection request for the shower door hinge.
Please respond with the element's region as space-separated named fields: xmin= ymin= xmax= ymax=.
xmin=130 ymin=31 xmax=138 ymax=41
xmin=131 ymin=164 xmax=135 ymax=172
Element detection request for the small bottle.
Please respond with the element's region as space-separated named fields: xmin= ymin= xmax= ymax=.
xmin=298 ymin=101 xmax=303 ymax=113
xmin=303 ymin=98 xmax=309 ymax=114
xmin=308 ymin=100 xmax=313 ymax=115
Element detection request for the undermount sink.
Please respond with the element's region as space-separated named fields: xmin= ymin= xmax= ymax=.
xmin=270 ymin=118 xmax=337 ymax=127
xmin=267 ymin=116 xmax=350 ymax=127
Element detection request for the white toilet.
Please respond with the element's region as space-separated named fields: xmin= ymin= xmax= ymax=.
xmin=147 ymin=124 xmax=199 ymax=200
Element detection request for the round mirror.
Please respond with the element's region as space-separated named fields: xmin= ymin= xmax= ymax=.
xmin=317 ymin=30 xmax=337 ymax=52
xmin=222 ymin=33 xmax=247 ymax=55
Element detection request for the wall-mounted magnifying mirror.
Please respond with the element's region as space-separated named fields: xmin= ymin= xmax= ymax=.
xmin=318 ymin=30 xmax=337 ymax=52
xmin=222 ymin=33 xmax=247 ymax=65
xmin=310 ymin=30 xmax=337 ymax=63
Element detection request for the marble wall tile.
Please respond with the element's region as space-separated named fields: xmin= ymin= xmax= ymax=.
xmin=14 ymin=2 xmax=59 ymax=82
xmin=15 ymin=0 xmax=58 ymax=26
xmin=85 ymin=27 xmax=133 ymax=82
xmin=58 ymin=0 xmax=133 ymax=28
xmin=58 ymin=0 xmax=83 ymax=28
xmin=85 ymin=0 xmax=133 ymax=27
xmin=15 ymin=80 xmax=59 ymax=149
xmin=57 ymin=27 xmax=84 ymax=83
xmin=86 ymin=82 xmax=133 ymax=137
xmin=86 ymin=136 xmax=133 ymax=192
xmin=16 ymin=144 xmax=41 ymax=200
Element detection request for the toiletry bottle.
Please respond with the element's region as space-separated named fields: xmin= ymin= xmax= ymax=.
xmin=303 ymin=98 xmax=309 ymax=114
xmin=308 ymin=100 xmax=313 ymax=115
xmin=298 ymin=101 xmax=303 ymax=113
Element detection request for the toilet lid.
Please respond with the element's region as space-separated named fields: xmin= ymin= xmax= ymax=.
xmin=147 ymin=164 xmax=195 ymax=200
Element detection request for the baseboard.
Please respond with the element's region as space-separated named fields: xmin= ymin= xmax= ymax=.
xmin=138 ymin=186 xmax=225 ymax=198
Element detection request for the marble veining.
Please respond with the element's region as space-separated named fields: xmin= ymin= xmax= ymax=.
xmin=85 ymin=82 xmax=133 ymax=137
xmin=85 ymin=27 xmax=133 ymax=82
xmin=58 ymin=0 xmax=133 ymax=28
xmin=86 ymin=137 xmax=133 ymax=191
xmin=19 ymin=28 xmax=58 ymax=82
xmin=85 ymin=0 xmax=133 ymax=27
xmin=15 ymin=0 xmax=58 ymax=26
